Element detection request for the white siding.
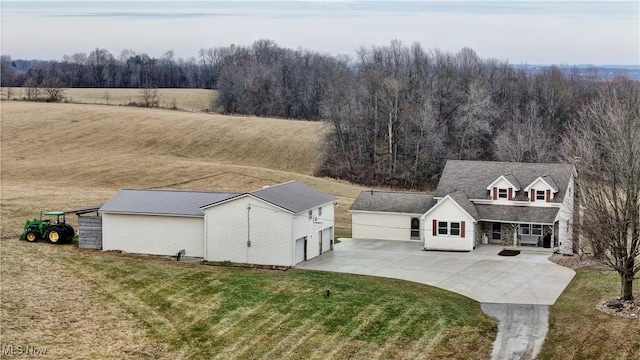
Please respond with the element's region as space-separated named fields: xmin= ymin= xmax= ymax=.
xmin=557 ymin=176 xmax=575 ymax=255
xmin=102 ymin=213 xmax=204 ymax=257
xmin=351 ymin=211 xmax=419 ymax=241
xmin=423 ymin=197 xmax=476 ymax=251
xmin=292 ymin=202 xmax=335 ymax=262
xmin=204 ymin=196 xmax=293 ymax=266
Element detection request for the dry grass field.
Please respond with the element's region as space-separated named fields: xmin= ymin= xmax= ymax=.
xmin=2 ymin=88 xmax=216 ymax=112
xmin=0 ymin=100 xmax=362 ymax=235
xmin=0 ymin=100 xmax=496 ymax=359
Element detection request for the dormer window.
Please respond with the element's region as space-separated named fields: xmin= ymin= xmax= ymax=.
xmin=525 ymin=176 xmax=557 ymax=203
xmin=492 ymin=187 xmax=514 ymax=200
xmin=529 ymin=188 xmax=551 ymax=202
xmin=487 ymin=174 xmax=519 ymax=201
xmin=498 ymin=189 xmax=508 ymax=199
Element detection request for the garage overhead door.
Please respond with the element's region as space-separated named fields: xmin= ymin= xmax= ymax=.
xmin=321 ymin=227 xmax=332 ymax=253
xmin=295 ymin=237 xmax=307 ymax=264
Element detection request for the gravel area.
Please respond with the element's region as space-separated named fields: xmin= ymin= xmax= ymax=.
xmin=548 ymin=253 xmax=599 ymax=270
xmin=596 ymin=298 xmax=640 ymax=319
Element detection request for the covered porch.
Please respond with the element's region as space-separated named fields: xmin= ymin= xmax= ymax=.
xmin=476 ymin=221 xmax=559 ymax=251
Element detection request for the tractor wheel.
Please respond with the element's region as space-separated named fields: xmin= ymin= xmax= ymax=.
xmin=25 ymin=230 xmax=38 ymax=242
xmin=47 ymin=227 xmax=63 ymax=244
xmin=63 ymin=224 xmax=75 ymax=243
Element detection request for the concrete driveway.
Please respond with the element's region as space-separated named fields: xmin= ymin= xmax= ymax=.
xmin=296 ymin=238 xmax=575 ymax=305
xmin=296 ymin=238 xmax=576 ymax=359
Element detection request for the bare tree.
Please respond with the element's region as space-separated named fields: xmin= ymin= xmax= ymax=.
xmin=379 ymin=77 xmax=406 ymax=172
xmin=567 ymin=79 xmax=640 ymax=300
xmin=453 ymin=80 xmax=496 ymax=159
xmin=88 ymin=48 xmax=113 ymax=87
xmin=23 ymin=76 xmax=41 ymax=100
xmin=3 ymin=87 xmax=16 ymax=100
xmin=494 ymin=101 xmax=554 ymax=163
xmin=138 ymin=87 xmax=161 ymax=107
xmin=41 ymin=77 xmax=66 ymax=102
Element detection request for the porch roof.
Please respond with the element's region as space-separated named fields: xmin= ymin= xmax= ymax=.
xmin=475 ymin=204 xmax=559 ymax=224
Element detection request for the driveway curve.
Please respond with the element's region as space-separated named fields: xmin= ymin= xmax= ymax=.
xmin=296 ymin=238 xmax=575 ymax=305
xmin=296 ymin=238 xmax=575 ymax=360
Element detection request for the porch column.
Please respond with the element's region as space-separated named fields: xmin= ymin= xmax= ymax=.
xmin=513 ymin=224 xmax=518 ymax=246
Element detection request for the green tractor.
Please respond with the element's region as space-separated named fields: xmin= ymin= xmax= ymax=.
xmin=19 ymin=211 xmax=75 ymax=244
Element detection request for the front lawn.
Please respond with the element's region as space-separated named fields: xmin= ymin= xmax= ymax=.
xmin=59 ymin=247 xmax=495 ymax=359
xmin=539 ymin=265 xmax=640 ymax=359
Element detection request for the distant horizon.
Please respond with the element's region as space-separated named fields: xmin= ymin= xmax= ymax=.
xmin=5 ymin=52 xmax=640 ymax=70
xmin=1 ymin=1 xmax=638 ymax=65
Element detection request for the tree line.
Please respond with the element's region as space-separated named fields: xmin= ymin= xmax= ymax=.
xmin=316 ymin=41 xmax=610 ymax=188
xmin=1 ymin=40 xmax=634 ymax=189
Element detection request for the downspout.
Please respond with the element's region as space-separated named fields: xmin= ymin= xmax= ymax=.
xmin=203 ymin=212 xmax=208 ymax=261
xmin=246 ymin=204 xmax=251 ymax=263
xmin=291 ymin=214 xmax=295 ymax=266
xmin=331 ymin=203 xmax=336 ymax=250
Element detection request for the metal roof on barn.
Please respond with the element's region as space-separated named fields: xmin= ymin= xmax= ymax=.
xmin=247 ymin=181 xmax=338 ymax=214
xmin=100 ymin=189 xmax=240 ymax=217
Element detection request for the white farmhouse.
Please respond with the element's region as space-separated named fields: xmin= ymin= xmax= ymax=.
xmin=100 ymin=181 xmax=337 ymax=267
xmin=350 ymin=160 xmax=577 ymax=255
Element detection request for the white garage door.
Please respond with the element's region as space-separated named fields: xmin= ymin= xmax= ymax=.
xmin=295 ymin=237 xmax=306 ymax=264
xmin=321 ymin=227 xmax=332 ymax=253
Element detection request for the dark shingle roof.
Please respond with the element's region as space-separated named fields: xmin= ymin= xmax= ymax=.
xmin=248 ymin=181 xmax=338 ymax=213
xmin=503 ymin=174 xmax=521 ymax=190
xmin=448 ymin=191 xmax=479 ymax=219
xmin=350 ymin=190 xmax=435 ymax=214
xmin=100 ymin=189 xmax=240 ymax=217
xmin=475 ymin=204 xmax=559 ymax=224
xmin=541 ymin=175 xmax=559 ymax=192
xmin=436 ymin=160 xmax=573 ymax=203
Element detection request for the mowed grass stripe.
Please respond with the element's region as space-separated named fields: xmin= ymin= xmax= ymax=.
xmin=210 ymin=305 xmax=269 ymax=338
xmin=59 ymin=255 xmax=178 ymax=338
xmin=404 ymin=317 xmax=448 ymax=360
xmin=376 ymin=305 xmax=423 ymax=357
xmin=211 ymin=311 xmax=290 ymax=360
xmin=51 ymin=249 xmax=495 ymax=359
xmin=264 ymin=302 xmax=363 ymax=359
xmin=258 ymin=320 xmax=318 ymax=360
xmin=322 ymin=305 xmax=385 ymax=359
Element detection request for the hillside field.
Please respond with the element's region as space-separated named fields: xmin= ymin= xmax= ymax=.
xmin=0 ymin=100 xmax=364 ymax=236
xmin=0 ymin=100 xmax=498 ymax=359
xmin=2 ymin=87 xmax=216 ymax=112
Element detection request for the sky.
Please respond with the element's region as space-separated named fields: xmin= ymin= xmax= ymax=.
xmin=1 ymin=0 xmax=638 ymax=65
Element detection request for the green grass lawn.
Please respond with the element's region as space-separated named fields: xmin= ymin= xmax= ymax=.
xmin=539 ymin=265 xmax=640 ymax=360
xmin=59 ymin=249 xmax=495 ymax=359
